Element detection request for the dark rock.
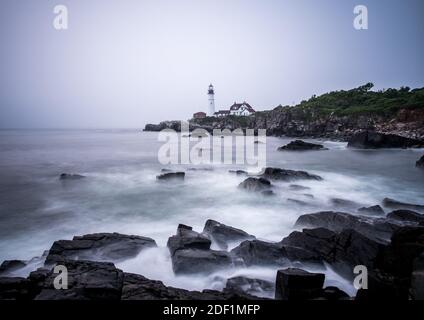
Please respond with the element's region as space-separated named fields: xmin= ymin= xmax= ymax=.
xmin=295 ymin=211 xmax=400 ymax=242
xmin=383 ymin=198 xmax=424 ymax=213
xmin=358 ymin=205 xmax=385 ymax=216
xmin=387 ymin=210 xmax=424 ymax=224
xmin=238 ymin=177 xmax=271 ymax=192
xmin=45 ymin=233 xmax=157 ymax=265
xmin=411 ymin=253 xmax=424 ymax=300
xmin=60 ymin=173 xmax=85 ymax=180
xmin=416 ymin=155 xmax=424 ymax=168
xmin=202 ymin=220 xmax=255 ymax=250
xmin=230 ymin=239 xmax=323 ymax=267
xmin=172 ymin=249 xmax=232 ymax=275
xmin=289 ymin=184 xmax=311 ymax=191
xmin=282 ymin=228 xmax=384 ymax=280
xmin=287 ymin=199 xmax=309 ymax=206
xmin=261 ymin=190 xmax=275 ymax=196
xmin=355 ymin=270 xmax=408 ymax=300
xmin=0 ymin=277 xmax=31 ymax=300
xmin=319 ymin=286 xmax=350 ymax=300
xmin=167 ymin=225 xmax=232 ymax=274
xmin=330 ymin=198 xmax=361 ymax=209
xmin=347 ymin=131 xmax=424 ymax=149
xmin=34 ymin=260 xmax=124 ymax=300
xmin=224 ymin=276 xmax=274 ymax=297
xmin=229 ymin=170 xmax=248 ymax=176
xmin=275 ymin=268 xmax=325 ymax=300
xmin=260 ymin=167 xmax=323 ymax=182
xmin=278 ymin=140 xmax=327 ymax=151
xmin=0 ymin=260 xmax=27 ymax=275
xmin=156 ymin=172 xmax=185 ymax=181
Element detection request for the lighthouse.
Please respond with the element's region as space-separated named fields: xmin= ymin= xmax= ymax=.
xmin=208 ymin=84 xmax=215 ymax=116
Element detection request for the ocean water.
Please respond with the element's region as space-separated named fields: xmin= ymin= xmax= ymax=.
xmin=0 ymin=129 xmax=423 ymax=297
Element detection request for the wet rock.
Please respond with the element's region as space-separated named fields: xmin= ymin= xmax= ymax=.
xmin=347 ymin=131 xmax=424 ymax=149
xmin=278 ymin=140 xmax=327 ymax=151
xmin=224 ymin=276 xmax=274 ymax=298
xmin=416 ymin=155 xmax=424 ymax=168
xmin=411 ymin=253 xmax=424 ymax=300
xmin=0 ymin=260 xmax=27 ymax=275
xmin=0 ymin=277 xmax=31 ymax=300
xmin=156 ymin=172 xmax=185 ymax=181
xmin=261 ymin=190 xmax=275 ymax=197
xmin=295 ymin=211 xmax=400 ymax=242
xmin=260 ymin=167 xmax=322 ymax=182
xmin=59 ymin=173 xmax=85 ymax=180
xmin=289 ymin=184 xmax=311 ymax=191
xmin=33 ymin=260 xmax=124 ymax=300
xmin=287 ymin=199 xmax=309 ymax=206
xmin=167 ymin=225 xmax=232 ymax=275
xmin=238 ymin=177 xmax=271 ymax=192
xmin=229 ymin=170 xmax=248 ymax=176
xmin=45 ymin=233 xmax=157 ymax=265
xmin=387 ymin=210 xmax=424 ymax=224
xmin=330 ymin=198 xmax=361 ymax=209
xmin=230 ymin=239 xmax=323 ymax=267
xmin=275 ymin=268 xmax=325 ymax=300
xmin=358 ymin=205 xmax=385 ymax=216
xmin=282 ymin=228 xmax=384 ymax=280
xmin=202 ymin=220 xmax=255 ymax=250
xmin=383 ymin=198 xmax=424 ymax=213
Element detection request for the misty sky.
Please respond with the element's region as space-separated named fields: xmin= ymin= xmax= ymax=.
xmin=0 ymin=0 xmax=423 ymax=128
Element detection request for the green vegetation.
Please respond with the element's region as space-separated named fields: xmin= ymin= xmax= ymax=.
xmin=295 ymin=83 xmax=424 ymax=117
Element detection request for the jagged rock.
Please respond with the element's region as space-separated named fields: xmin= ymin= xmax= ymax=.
xmin=411 ymin=253 xmax=424 ymax=300
xmin=281 ymin=228 xmax=384 ymax=280
xmin=156 ymin=172 xmax=185 ymax=181
xmin=224 ymin=276 xmax=274 ymax=298
xmin=260 ymin=167 xmax=323 ymax=182
xmin=230 ymin=239 xmax=323 ymax=267
xmin=0 ymin=260 xmax=26 ymax=275
xmin=417 ymin=155 xmax=424 ymax=168
xmin=229 ymin=170 xmax=248 ymax=176
xmin=202 ymin=220 xmax=255 ymax=250
xmin=34 ymin=260 xmax=124 ymax=300
xmin=0 ymin=277 xmax=31 ymax=300
xmin=238 ymin=177 xmax=271 ymax=192
xmin=358 ymin=205 xmax=385 ymax=216
xmin=59 ymin=173 xmax=85 ymax=180
xmin=383 ymin=198 xmax=424 ymax=212
xmin=275 ymin=268 xmax=325 ymax=300
xmin=122 ymin=273 xmax=260 ymax=300
xmin=387 ymin=210 xmax=424 ymax=224
xmin=347 ymin=131 xmax=424 ymax=149
xmin=295 ymin=211 xmax=400 ymax=242
xmin=289 ymin=184 xmax=311 ymax=191
xmin=330 ymin=198 xmax=361 ymax=209
xmin=167 ymin=225 xmax=232 ymax=274
xmin=278 ymin=140 xmax=327 ymax=151
xmin=45 ymin=233 xmax=157 ymax=265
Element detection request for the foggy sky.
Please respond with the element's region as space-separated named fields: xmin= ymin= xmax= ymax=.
xmin=0 ymin=0 xmax=423 ymax=128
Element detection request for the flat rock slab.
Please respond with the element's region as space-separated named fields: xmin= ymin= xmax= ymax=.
xmin=278 ymin=140 xmax=328 ymax=151
xmin=260 ymin=167 xmax=323 ymax=182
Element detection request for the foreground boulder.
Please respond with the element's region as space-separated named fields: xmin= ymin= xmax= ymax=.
xmin=260 ymin=167 xmax=322 ymax=182
xmin=224 ymin=276 xmax=274 ymax=298
xmin=45 ymin=233 xmax=157 ymax=265
xmin=202 ymin=220 xmax=255 ymax=250
xmin=347 ymin=131 xmax=424 ymax=149
xmin=156 ymin=172 xmax=185 ymax=181
xmin=238 ymin=177 xmax=271 ymax=192
xmin=295 ymin=211 xmax=399 ymax=242
xmin=417 ymin=155 xmax=424 ymax=168
xmin=411 ymin=253 xmax=424 ymax=300
xmin=387 ymin=210 xmax=424 ymax=224
xmin=167 ymin=225 xmax=233 ymax=274
xmin=278 ymin=140 xmax=327 ymax=151
xmin=0 ymin=277 xmax=31 ymax=300
xmin=275 ymin=268 xmax=325 ymax=300
xmin=281 ymin=228 xmax=384 ymax=280
xmin=383 ymin=198 xmax=424 ymax=212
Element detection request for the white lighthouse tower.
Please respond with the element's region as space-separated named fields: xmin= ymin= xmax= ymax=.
xmin=208 ymin=84 xmax=215 ymax=116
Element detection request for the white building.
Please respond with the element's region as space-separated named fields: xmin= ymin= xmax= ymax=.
xmin=208 ymin=84 xmax=215 ymax=116
xmin=229 ymin=102 xmax=256 ymax=116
